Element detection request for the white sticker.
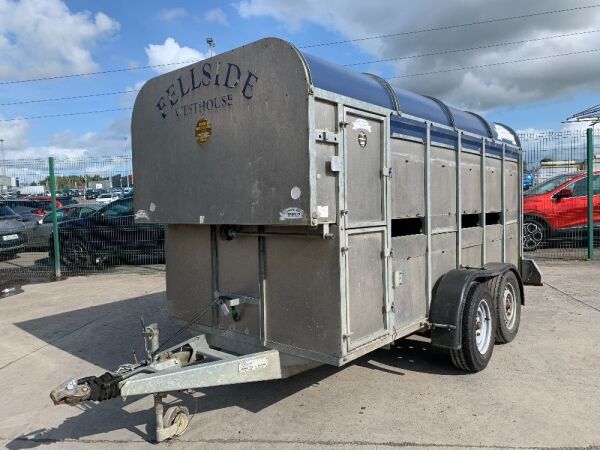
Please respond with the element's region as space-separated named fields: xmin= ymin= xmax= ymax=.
xmin=239 ymin=357 xmax=268 ymax=373
xmin=149 ymin=202 xmax=156 ymax=212
xmin=352 ymin=118 xmax=372 ymax=133
xmin=317 ymin=205 xmax=329 ymax=218
xmin=494 ymin=124 xmax=517 ymax=145
xmin=135 ymin=210 xmax=149 ymax=220
xmin=199 ymin=215 xmax=205 ymax=224
xmin=291 ymin=186 xmax=301 ymax=200
xmin=279 ymin=207 xmax=305 ymax=220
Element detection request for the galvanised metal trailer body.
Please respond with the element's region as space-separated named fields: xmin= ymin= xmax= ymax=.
xmin=50 ymin=38 xmax=541 ymax=441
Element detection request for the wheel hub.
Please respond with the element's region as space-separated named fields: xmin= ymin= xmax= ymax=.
xmin=475 ymin=299 xmax=492 ymax=354
xmin=523 ymin=221 xmax=544 ymax=251
xmin=502 ymin=284 xmax=517 ymax=329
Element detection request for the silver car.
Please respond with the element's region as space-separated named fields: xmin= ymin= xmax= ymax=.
xmin=0 ymin=205 xmax=26 ymax=259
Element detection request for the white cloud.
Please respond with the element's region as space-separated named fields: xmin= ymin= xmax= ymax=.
xmin=46 ymin=116 xmax=132 ymax=158
xmin=159 ymin=7 xmax=186 ymax=22
xmin=145 ymin=38 xmax=207 ymax=74
xmin=0 ymin=116 xmax=30 ymax=154
xmin=0 ymin=0 xmax=120 ymax=80
xmin=0 ymin=115 xmax=132 ymax=160
xmin=205 ymin=7 xmax=228 ymax=25
xmin=120 ymin=80 xmax=147 ymax=108
xmin=235 ymin=0 xmax=600 ymax=112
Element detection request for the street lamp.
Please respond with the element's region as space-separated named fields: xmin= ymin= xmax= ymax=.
xmin=0 ymin=139 xmax=4 ymax=178
xmin=206 ymin=37 xmax=215 ymax=58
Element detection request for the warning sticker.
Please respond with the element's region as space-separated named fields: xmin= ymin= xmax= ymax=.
xmin=279 ymin=207 xmax=305 ymax=221
xmin=134 ymin=210 xmax=149 ymax=220
xmin=239 ymin=357 xmax=269 ymax=373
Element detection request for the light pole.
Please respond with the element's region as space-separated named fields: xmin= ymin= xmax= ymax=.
xmin=0 ymin=139 xmax=5 ymax=180
xmin=206 ymin=37 xmax=215 ymax=58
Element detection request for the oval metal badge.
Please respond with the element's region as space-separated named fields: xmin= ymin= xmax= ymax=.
xmin=358 ymin=131 xmax=367 ymax=148
xmin=195 ymin=118 xmax=212 ymax=145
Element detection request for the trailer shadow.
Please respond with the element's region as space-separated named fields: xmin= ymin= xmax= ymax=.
xmin=9 ymin=291 xmax=462 ymax=446
xmin=356 ymin=338 xmax=466 ymax=376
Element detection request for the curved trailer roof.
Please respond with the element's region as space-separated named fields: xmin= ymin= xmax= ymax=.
xmin=301 ymin=52 xmax=521 ymax=152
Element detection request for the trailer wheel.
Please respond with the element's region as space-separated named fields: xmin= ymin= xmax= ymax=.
xmin=450 ymin=283 xmax=496 ymax=372
xmin=488 ymin=272 xmax=521 ymax=344
xmin=163 ymin=405 xmax=190 ymax=438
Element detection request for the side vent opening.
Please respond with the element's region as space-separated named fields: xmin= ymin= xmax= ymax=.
xmin=462 ymin=213 xmax=480 ymax=228
xmin=392 ymin=218 xmax=424 ymax=237
xmin=485 ymin=212 xmax=502 ymax=225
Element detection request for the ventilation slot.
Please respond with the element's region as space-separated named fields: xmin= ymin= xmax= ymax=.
xmin=485 ymin=212 xmax=502 ymax=225
xmin=461 ymin=214 xmax=480 ymax=228
xmin=392 ymin=218 xmax=424 ymax=237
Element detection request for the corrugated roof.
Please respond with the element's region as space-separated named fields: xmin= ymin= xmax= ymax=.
xmin=302 ymin=51 xmax=519 ymax=146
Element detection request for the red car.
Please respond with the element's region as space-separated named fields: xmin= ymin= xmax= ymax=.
xmin=26 ymin=195 xmax=63 ymax=208
xmin=523 ymin=171 xmax=600 ymax=250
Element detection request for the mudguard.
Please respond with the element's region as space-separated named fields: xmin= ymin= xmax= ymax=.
xmin=429 ymin=263 xmax=523 ymax=350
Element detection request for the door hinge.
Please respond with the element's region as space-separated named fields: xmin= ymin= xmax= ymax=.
xmin=339 ymin=120 xmax=349 ymax=128
xmin=341 ymin=246 xmax=351 ymax=253
xmin=393 ymin=270 xmax=403 ymax=287
xmin=383 ymin=247 xmax=394 ymax=258
xmin=382 ymin=167 xmax=392 ymax=178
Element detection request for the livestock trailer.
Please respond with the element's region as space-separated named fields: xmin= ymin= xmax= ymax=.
xmin=51 ymin=38 xmax=541 ymax=441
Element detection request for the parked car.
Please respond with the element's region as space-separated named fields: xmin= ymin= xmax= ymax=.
xmin=522 ymin=171 xmax=534 ymax=191
xmin=523 ymin=171 xmax=600 ymax=250
xmin=85 ymin=189 xmax=100 ymax=200
xmin=0 ymin=205 xmax=27 ymax=258
xmin=96 ymin=192 xmax=122 ymax=204
xmin=25 ymin=195 xmax=63 ymax=208
xmin=0 ymin=199 xmax=54 ymax=222
xmin=24 ymin=203 xmax=102 ymax=249
xmin=52 ymin=197 xmax=164 ymax=267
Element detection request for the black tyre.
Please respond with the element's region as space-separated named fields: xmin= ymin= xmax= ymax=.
xmin=61 ymin=239 xmax=93 ymax=268
xmin=450 ymin=282 xmax=496 ymax=372
xmin=487 ymin=272 xmax=521 ymax=344
xmin=523 ymin=218 xmax=546 ymax=251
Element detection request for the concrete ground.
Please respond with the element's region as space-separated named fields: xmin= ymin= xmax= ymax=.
xmin=0 ymin=261 xmax=599 ymax=449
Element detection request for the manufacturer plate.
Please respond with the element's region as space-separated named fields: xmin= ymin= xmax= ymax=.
xmin=2 ymin=234 xmax=18 ymax=241
xmin=238 ymin=357 xmax=268 ymax=373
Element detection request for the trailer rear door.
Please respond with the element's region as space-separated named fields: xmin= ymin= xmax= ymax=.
xmin=342 ymin=108 xmax=390 ymax=351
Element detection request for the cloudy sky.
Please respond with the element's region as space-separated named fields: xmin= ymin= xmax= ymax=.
xmin=0 ymin=0 xmax=599 ymax=159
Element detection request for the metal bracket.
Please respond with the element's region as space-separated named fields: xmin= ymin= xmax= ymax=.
xmin=316 ymin=130 xmax=340 ymax=144
xmin=383 ymin=247 xmax=394 ymax=258
xmin=220 ymin=294 xmax=259 ymax=307
xmin=330 ymin=156 xmax=343 ymax=172
xmin=382 ymin=167 xmax=393 ymax=178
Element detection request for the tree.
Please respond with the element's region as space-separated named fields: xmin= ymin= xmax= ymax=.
xmin=38 ymin=174 xmax=105 ymax=189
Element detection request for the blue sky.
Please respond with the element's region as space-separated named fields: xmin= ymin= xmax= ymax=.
xmin=1 ymin=0 xmax=599 ymax=158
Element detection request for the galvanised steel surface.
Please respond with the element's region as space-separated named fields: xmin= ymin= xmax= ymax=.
xmin=132 ymin=37 xmax=523 ymax=367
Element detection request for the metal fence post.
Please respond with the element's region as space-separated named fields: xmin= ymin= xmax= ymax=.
xmin=587 ymin=128 xmax=594 ymax=260
xmin=49 ymin=157 xmax=62 ymax=279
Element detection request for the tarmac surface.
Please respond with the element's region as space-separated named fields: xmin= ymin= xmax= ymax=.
xmin=0 ymin=260 xmax=599 ymax=449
